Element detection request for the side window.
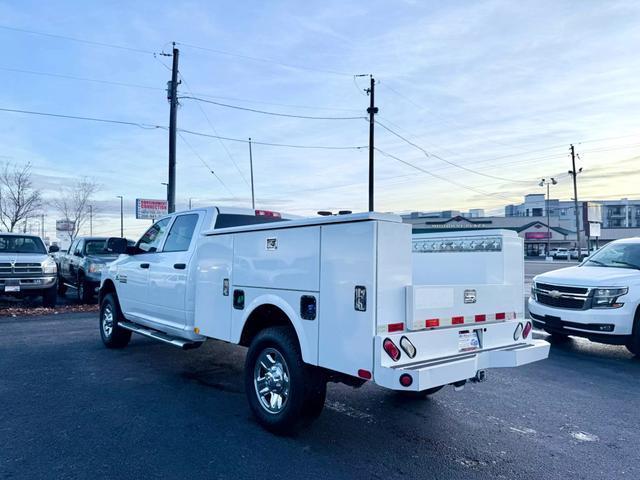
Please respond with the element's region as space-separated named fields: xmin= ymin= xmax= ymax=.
xmin=74 ymin=240 xmax=83 ymax=256
xmin=137 ymin=218 xmax=171 ymax=253
xmin=163 ymin=214 xmax=199 ymax=252
xmin=68 ymin=240 xmax=78 ymax=254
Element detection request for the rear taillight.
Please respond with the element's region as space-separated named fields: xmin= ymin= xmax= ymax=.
xmin=452 ymin=316 xmax=464 ymax=325
xmin=523 ymin=321 xmax=532 ymax=339
xmin=387 ymin=322 xmax=404 ymax=333
xmin=475 ymin=314 xmax=486 ymax=322
xmin=399 ymin=336 xmax=416 ymax=358
xmin=383 ymin=338 xmax=401 ymax=362
xmin=496 ymin=312 xmax=506 ymax=320
xmin=358 ymin=369 xmax=372 ymax=380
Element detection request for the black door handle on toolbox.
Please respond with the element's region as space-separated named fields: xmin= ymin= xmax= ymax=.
xmin=140 ymin=263 xmax=150 ymax=269
xmin=173 ymin=263 xmax=186 ymax=270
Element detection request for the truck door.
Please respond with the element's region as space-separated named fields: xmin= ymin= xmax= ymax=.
xmin=70 ymin=239 xmax=84 ymax=281
xmin=61 ymin=240 xmax=78 ymax=282
xmin=145 ymin=213 xmax=200 ymax=330
xmin=116 ymin=218 xmax=171 ymax=319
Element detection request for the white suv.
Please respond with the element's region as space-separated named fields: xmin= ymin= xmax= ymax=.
xmin=529 ymin=238 xmax=640 ymax=355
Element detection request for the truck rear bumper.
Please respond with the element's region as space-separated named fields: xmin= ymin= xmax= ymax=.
xmin=374 ymin=340 xmax=549 ymax=391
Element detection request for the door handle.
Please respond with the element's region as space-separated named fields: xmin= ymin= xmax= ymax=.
xmin=140 ymin=263 xmax=150 ymax=269
xmin=173 ymin=263 xmax=186 ymax=270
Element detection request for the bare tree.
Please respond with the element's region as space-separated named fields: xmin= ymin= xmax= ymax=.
xmin=0 ymin=162 xmax=43 ymax=232
xmin=53 ymin=178 xmax=100 ymax=241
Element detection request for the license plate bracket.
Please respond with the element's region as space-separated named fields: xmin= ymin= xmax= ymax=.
xmin=4 ymin=285 xmax=20 ymax=292
xmin=458 ymin=330 xmax=481 ymax=352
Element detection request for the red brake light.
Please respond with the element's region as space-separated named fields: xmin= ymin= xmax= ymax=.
xmin=383 ymin=338 xmax=401 ymax=362
xmin=452 ymin=316 xmax=464 ymax=325
xmin=523 ymin=321 xmax=532 ymax=339
xmin=358 ymin=369 xmax=372 ymax=380
xmin=399 ymin=374 xmax=413 ymax=387
xmin=475 ymin=314 xmax=486 ymax=322
xmin=255 ymin=209 xmax=281 ymax=218
xmin=496 ymin=312 xmax=506 ymax=320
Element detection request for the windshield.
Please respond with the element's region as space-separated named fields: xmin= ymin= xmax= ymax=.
xmin=85 ymin=239 xmax=114 ymax=256
xmin=583 ymin=242 xmax=640 ymax=270
xmin=0 ymin=235 xmax=47 ymax=254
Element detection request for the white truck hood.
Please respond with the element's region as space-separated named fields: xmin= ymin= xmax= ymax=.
xmin=536 ymin=265 xmax=640 ymax=287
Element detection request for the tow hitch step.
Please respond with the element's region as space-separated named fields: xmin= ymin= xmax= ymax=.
xmin=119 ymin=321 xmax=202 ymax=350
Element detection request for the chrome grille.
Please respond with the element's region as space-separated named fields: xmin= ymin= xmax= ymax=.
xmin=533 ymin=283 xmax=591 ymax=310
xmin=0 ymin=262 xmax=43 ymax=277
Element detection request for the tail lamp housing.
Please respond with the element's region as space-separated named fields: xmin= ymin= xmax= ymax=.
xmin=383 ymin=338 xmax=401 ymax=362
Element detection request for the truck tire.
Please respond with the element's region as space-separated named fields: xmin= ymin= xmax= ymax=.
xmin=77 ymin=274 xmax=93 ymax=304
xmin=244 ymin=326 xmax=324 ymax=434
xmin=42 ymin=285 xmax=57 ymax=308
xmin=100 ymin=293 xmax=131 ymax=349
xmin=625 ymin=310 xmax=640 ymax=357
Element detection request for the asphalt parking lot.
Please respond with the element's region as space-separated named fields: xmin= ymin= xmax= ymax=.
xmin=1 ymin=312 xmax=638 ymax=480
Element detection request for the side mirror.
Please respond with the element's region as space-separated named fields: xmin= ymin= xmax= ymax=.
xmin=48 ymin=245 xmax=60 ymax=253
xmin=105 ymin=237 xmax=128 ymax=254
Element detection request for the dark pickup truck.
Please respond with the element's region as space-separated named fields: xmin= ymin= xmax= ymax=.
xmin=57 ymin=237 xmax=124 ymax=303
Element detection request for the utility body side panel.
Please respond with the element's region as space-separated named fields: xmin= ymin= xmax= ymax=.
xmin=318 ymin=221 xmax=377 ymax=376
xmin=193 ymin=235 xmax=234 ymax=341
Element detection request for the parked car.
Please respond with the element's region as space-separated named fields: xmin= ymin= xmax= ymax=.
xmin=569 ymin=247 xmax=597 ymax=260
xmin=552 ymin=248 xmax=570 ymax=260
xmin=529 ymin=237 xmax=640 ymax=355
xmin=57 ymin=237 xmax=126 ymax=303
xmin=0 ymin=233 xmax=58 ymax=307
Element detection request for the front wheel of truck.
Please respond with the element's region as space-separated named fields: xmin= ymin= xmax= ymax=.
xmin=100 ymin=293 xmax=131 ymax=349
xmin=244 ymin=326 xmax=325 ymax=434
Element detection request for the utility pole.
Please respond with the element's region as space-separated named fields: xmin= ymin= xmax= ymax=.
xmin=539 ymin=178 xmax=557 ymax=257
xmin=167 ymin=43 xmax=180 ymax=214
xmin=569 ymin=145 xmax=582 ymax=249
xmin=365 ymin=76 xmax=378 ymax=212
xmin=248 ymin=138 xmax=255 ymax=210
xmin=89 ymin=206 xmax=93 ymax=236
xmin=117 ymin=195 xmax=124 ymax=238
xmin=41 ymin=213 xmax=45 ymax=239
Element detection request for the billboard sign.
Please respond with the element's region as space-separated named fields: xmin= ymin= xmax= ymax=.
xmin=56 ymin=219 xmax=75 ymax=232
xmin=136 ymin=198 xmax=168 ymax=220
xmin=525 ymin=231 xmax=551 ymax=240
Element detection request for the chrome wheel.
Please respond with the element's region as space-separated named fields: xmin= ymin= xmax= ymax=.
xmin=102 ymin=304 xmax=114 ymax=338
xmin=254 ymin=348 xmax=290 ymax=414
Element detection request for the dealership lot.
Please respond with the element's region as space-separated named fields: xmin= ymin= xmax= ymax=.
xmin=1 ymin=311 xmax=638 ymax=480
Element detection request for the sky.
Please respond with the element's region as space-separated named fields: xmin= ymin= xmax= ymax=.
xmin=0 ymin=0 xmax=639 ymax=240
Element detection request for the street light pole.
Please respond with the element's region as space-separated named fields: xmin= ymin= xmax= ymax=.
xmin=116 ymin=196 xmax=123 ymax=238
xmin=539 ymin=178 xmax=557 ymax=258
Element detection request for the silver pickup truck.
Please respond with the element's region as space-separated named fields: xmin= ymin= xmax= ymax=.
xmin=0 ymin=233 xmax=58 ymax=307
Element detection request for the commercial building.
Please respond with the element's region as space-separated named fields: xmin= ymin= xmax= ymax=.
xmin=403 ymin=195 xmax=640 ymax=257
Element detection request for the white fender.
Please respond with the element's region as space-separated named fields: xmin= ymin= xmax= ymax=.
xmin=233 ymin=293 xmax=317 ymax=365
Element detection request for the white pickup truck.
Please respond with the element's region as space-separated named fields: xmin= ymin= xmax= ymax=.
xmin=99 ymin=207 xmax=549 ymax=433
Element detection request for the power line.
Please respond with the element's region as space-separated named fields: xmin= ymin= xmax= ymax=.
xmin=375 ymin=120 xmax=535 ymax=184
xmin=0 ymin=24 xmax=155 ymax=55
xmin=177 ymin=131 xmax=237 ymax=198
xmin=178 ymin=72 xmax=251 ymax=188
xmin=0 ymin=66 xmax=164 ymax=91
xmin=0 ymin=105 xmax=371 ymax=151
xmin=176 ymin=41 xmax=354 ymax=77
xmin=179 ymin=128 xmax=366 ymax=150
xmin=374 ymin=147 xmax=514 ymax=200
xmin=0 ymin=107 xmax=164 ymax=130
xmin=180 ymin=96 xmax=365 ymax=120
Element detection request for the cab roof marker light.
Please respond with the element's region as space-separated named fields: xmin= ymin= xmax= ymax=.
xmin=255 ymin=209 xmax=281 ymax=218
